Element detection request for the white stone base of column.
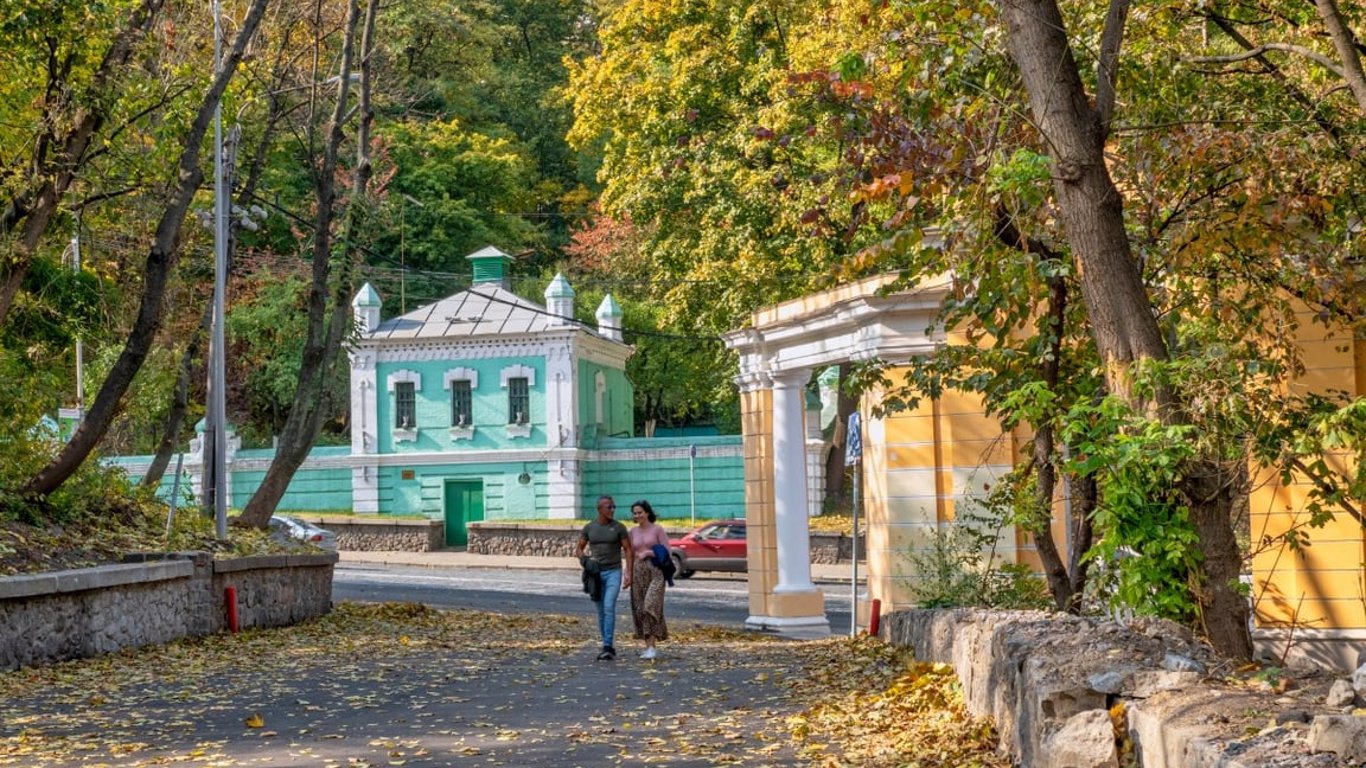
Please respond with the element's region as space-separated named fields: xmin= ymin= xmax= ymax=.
xmin=352 ymin=466 xmax=379 ymax=514
xmin=744 ymin=614 xmax=831 ymax=639
xmin=545 ymin=459 xmax=580 ymax=519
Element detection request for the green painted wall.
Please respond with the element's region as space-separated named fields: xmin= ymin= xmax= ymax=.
xmin=581 ymin=437 xmax=743 ymax=521
xmin=231 ymin=447 xmax=353 ymax=510
xmin=376 ymin=356 xmax=547 ymax=453
xmin=578 ymin=360 xmax=634 ymax=443
xmin=103 ymin=456 xmax=193 ymax=504
xmin=104 ymin=448 xmax=355 ymax=511
xmin=377 ymin=460 xmax=549 ymax=520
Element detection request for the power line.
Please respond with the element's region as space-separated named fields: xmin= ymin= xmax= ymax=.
xmin=246 ymin=193 xmax=726 ymax=343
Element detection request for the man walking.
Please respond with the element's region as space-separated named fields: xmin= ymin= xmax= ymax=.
xmin=576 ymin=495 xmax=633 ymax=660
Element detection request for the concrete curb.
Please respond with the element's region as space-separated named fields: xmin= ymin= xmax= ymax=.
xmin=0 ymin=561 xmax=193 ymax=600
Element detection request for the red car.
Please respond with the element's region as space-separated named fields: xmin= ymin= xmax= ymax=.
xmin=669 ymin=519 xmax=747 ymax=578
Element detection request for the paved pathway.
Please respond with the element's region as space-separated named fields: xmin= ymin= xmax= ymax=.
xmin=0 ymin=604 xmax=815 ymax=768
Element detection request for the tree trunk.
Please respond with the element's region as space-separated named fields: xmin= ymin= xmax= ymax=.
xmin=1029 ymin=270 xmax=1077 ymax=611
xmin=141 ymin=301 xmax=209 ymax=488
xmin=1067 ymin=473 xmax=1098 ymax=605
xmin=1312 ymin=0 xmax=1366 ymax=113
xmin=993 ymin=208 xmax=1083 ymax=610
xmin=999 ymin=0 xmax=1252 ymax=658
xmin=142 ymin=80 xmax=286 ymax=489
xmin=823 ymin=363 xmax=855 ymax=509
xmin=20 ymin=0 xmax=273 ymax=499
xmin=0 ymin=0 xmax=167 ymax=327
xmin=238 ymin=0 xmax=379 ymax=527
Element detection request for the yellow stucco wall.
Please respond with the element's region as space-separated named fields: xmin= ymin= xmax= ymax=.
xmin=741 ymin=388 xmax=778 ymax=618
xmin=1250 ymin=313 xmax=1365 ymax=631
xmin=864 ymin=375 xmax=1018 ymax=612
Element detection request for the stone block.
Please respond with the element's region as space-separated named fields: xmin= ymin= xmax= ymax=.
xmin=1326 ymin=679 xmax=1356 ymax=708
xmin=1126 ymin=670 xmax=1203 ymax=699
xmin=1352 ymin=663 xmax=1366 ymax=700
xmin=1307 ymin=715 xmax=1366 ymax=762
xmin=1040 ymin=709 xmax=1118 ymax=768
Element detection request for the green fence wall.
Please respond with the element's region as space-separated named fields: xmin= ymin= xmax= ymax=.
xmin=581 ymin=436 xmax=744 ymax=522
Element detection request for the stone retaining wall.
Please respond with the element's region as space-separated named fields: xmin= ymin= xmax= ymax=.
xmin=294 ymin=516 xmax=444 ymax=552
xmin=467 ymin=521 xmax=862 ymax=561
xmin=0 ymin=551 xmax=336 ymax=671
xmin=884 ymin=609 xmax=1341 ymax=768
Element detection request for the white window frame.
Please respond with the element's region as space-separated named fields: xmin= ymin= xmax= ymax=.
xmin=443 ymin=367 xmax=479 ymax=390
xmin=387 ymin=369 xmax=421 ymax=442
xmin=501 ymin=366 xmax=535 ymax=439
xmin=499 ymin=364 xmax=536 ymax=388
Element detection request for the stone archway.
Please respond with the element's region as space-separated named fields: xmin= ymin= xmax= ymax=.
xmin=723 ymin=274 xmax=950 ymax=637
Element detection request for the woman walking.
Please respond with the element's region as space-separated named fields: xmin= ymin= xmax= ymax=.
xmin=627 ymin=499 xmax=670 ymax=659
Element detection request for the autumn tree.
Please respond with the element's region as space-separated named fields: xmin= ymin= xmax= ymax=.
xmin=19 ymin=0 xmax=274 ymax=498
xmin=236 ymin=0 xmax=381 ymax=527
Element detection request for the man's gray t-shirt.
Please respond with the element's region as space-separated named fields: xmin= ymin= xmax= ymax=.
xmin=582 ymin=520 xmax=628 ymax=569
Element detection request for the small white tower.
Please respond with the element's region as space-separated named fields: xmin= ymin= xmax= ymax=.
xmin=595 ymin=294 xmax=623 ymax=342
xmin=352 ymin=283 xmax=382 ymax=334
xmin=544 ymin=273 xmax=575 ymax=326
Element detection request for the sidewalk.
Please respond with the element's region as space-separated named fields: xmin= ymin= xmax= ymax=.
xmin=338 ymin=549 xmax=867 ymax=584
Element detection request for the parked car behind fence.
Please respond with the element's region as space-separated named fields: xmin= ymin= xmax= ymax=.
xmin=669 ymin=519 xmax=746 ymax=578
xmin=269 ymin=515 xmax=338 ymax=552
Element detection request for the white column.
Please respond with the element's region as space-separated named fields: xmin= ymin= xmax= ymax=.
xmin=350 ymin=350 xmax=378 ymax=455
xmin=772 ymin=369 xmax=815 ymax=593
xmin=546 ymin=458 xmax=581 ymax=519
xmin=545 ymin=344 xmax=576 ymax=450
xmin=350 ymin=348 xmax=379 ymax=513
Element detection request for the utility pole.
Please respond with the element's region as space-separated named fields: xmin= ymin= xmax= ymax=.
xmin=207 ymin=0 xmax=229 ymax=539
xmin=70 ymin=223 xmax=84 ymax=420
xmin=399 ymin=194 xmax=424 ymax=314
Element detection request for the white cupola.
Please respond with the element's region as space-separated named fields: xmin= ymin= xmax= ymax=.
xmin=544 ymin=273 xmax=575 ymax=326
xmin=595 ymin=294 xmax=623 ymax=342
xmin=352 ymin=282 xmax=382 ymax=334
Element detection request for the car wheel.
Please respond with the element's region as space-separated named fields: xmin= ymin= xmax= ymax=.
xmin=671 ymin=554 xmax=693 ymax=579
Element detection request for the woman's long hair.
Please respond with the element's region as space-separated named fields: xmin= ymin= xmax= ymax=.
xmin=632 ymin=499 xmax=657 ymax=523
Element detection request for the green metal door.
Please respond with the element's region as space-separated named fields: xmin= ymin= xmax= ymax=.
xmin=443 ymin=480 xmax=485 ymax=547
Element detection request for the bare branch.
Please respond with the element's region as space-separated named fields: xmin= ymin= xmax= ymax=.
xmin=1188 ymin=42 xmax=1346 ymax=77
xmin=1204 ymin=13 xmax=1359 ymax=162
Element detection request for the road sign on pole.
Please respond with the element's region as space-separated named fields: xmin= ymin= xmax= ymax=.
xmin=846 ymin=412 xmax=862 ymax=637
xmin=689 ymin=444 xmax=697 ymax=527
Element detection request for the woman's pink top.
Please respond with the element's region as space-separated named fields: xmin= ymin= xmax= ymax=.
xmin=629 ymin=522 xmax=670 ymax=559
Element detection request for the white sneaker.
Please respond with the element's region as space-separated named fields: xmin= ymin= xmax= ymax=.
xmin=640 ymin=647 xmax=657 ymax=660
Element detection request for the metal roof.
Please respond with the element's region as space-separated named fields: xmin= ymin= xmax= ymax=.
xmin=365 ymin=284 xmax=558 ymax=341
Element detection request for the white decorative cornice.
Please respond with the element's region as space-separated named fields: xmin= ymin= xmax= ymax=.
xmin=770 ymin=369 xmax=810 ymax=389
xmin=349 ymin=350 xmax=376 ymax=370
xmin=576 ymin=333 xmax=634 ymax=368
xmin=344 ymin=443 xmax=742 ymax=467
xmin=500 ymin=364 xmax=536 ymax=388
xmin=352 ymin=448 xmax=589 ymax=467
xmin=724 ymin=272 xmax=952 ymax=377
xmin=361 ymin=330 xmax=573 ymax=353
xmin=734 ymin=371 xmax=772 ymax=393
xmin=386 ymin=369 xmax=421 ymax=392
xmin=443 ymin=367 xmax=479 ymax=389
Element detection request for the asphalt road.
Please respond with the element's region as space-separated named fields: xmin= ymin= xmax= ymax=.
xmin=333 ymin=563 xmax=855 ymax=633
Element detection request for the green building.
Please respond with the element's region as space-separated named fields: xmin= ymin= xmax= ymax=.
xmin=345 ymin=247 xmax=741 ymax=543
